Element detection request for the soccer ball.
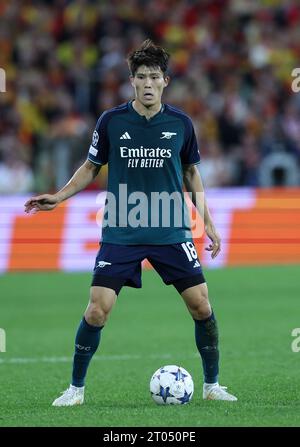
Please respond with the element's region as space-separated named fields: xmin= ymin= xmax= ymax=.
xmin=150 ymin=364 xmax=194 ymax=405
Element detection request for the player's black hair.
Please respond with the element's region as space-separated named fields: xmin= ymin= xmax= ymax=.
xmin=127 ymin=39 xmax=170 ymax=77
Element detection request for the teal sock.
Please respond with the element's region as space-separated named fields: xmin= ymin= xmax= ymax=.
xmin=72 ymin=317 xmax=103 ymax=387
xmin=194 ymin=311 xmax=219 ymax=384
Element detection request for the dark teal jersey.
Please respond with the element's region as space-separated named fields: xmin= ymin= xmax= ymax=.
xmin=87 ymin=101 xmax=200 ymax=245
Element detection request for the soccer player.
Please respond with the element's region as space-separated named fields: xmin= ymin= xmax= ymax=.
xmin=24 ymin=40 xmax=237 ymax=405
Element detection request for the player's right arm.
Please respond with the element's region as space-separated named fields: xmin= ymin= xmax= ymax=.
xmin=24 ymin=160 xmax=101 ymax=214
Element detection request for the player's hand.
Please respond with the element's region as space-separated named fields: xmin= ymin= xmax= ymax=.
xmin=24 ymin=194 xmax=59 ymax=214
xmin=205 ymin=223 xmax=221 ymax=259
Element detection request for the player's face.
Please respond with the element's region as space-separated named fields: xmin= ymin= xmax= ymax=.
xmin=130 ymin=65 xmax=169 ymax=108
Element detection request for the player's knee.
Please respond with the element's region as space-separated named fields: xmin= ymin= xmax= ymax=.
xmin=189 ymin=292 xmax=211 ymax=320
xmin=85 ymin=303 xmax=108 ymax=326
xmin=87 ymin=287 xmax=116 ymax=325
xmin=86 ymin=294 xmax=114 ymax=326
xmin=193 ymin=303 xmax=212 ymax=320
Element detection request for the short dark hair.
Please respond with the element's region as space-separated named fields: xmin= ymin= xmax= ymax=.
xmin=127 ymin=39 xmax=170 ymax=77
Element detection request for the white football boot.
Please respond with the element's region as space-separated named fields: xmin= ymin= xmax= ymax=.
xmin=52 ymin=385 xmax=84 ymax=407
xmin=203 ymin=383 xmax=237 ymax=401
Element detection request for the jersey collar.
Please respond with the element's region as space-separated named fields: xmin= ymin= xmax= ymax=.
xmin=128 ymin=100 xmax=165 ymax=122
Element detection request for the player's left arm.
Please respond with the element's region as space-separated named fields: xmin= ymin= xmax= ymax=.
xmin=182 ymin=164 xmax=221 ymax=259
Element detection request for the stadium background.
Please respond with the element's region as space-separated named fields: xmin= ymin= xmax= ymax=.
xmin=1 ymin=0 xmax=300 ymax=427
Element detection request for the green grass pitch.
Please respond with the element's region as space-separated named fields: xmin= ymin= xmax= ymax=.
xmin=0 ymin=265 xmax=299 ymax=427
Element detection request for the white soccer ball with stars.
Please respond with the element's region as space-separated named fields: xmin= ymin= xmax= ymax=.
xmin=150 ymin=365 xmax=194 ymax=405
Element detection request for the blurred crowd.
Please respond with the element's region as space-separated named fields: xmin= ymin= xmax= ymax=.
xmin=1 ymin=0 xmax=300 ymax=194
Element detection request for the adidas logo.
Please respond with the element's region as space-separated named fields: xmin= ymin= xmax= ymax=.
xmin=193 ymin=260 xmax=201 ymax=268
xmin=120 ymin=132 xmax=131 ymax=139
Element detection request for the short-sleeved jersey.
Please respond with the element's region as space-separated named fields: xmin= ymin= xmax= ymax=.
xmin=88 ymin=100 xmax=200 ymax=245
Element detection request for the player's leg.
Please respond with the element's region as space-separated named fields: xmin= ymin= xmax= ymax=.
xmin=180 ymin=283 xmax=218 ymax=384
xmin=148 ymin=243 xmax=237 ymax=401
xmin=52 ymin=286 xmax=117 ymax=407
xmin=52 ymin=243 xmax=143 ymax=406
xmin=180 ymin=283 xmax=237 ymax=401
xmin=71 ymin=286 xmax=117 ymax=389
